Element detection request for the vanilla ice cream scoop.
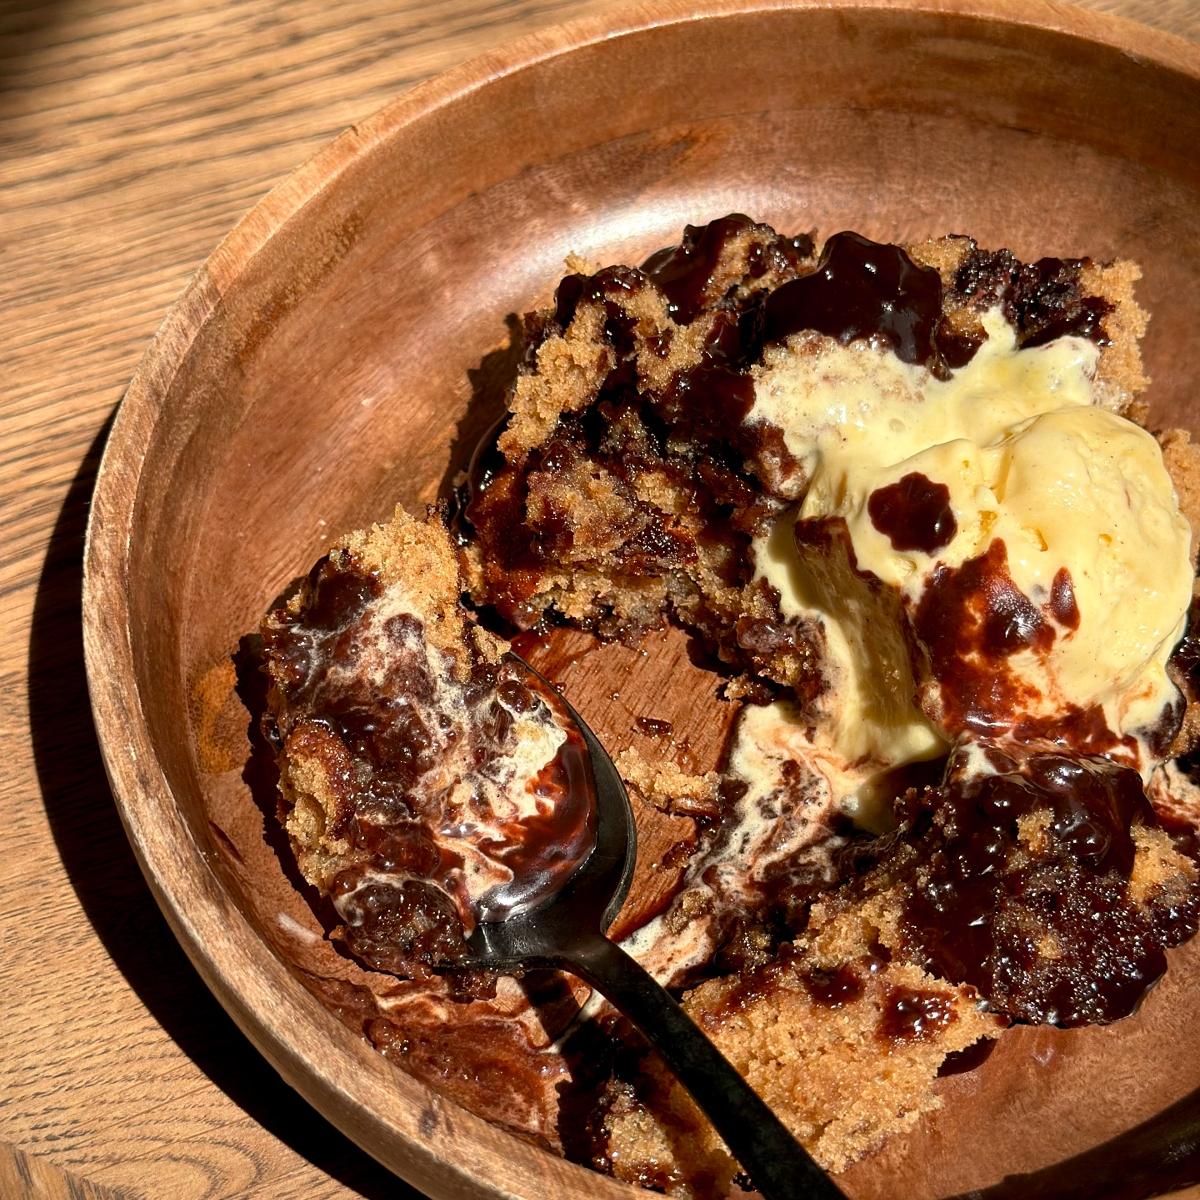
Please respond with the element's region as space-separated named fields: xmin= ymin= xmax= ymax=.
xmin=751 ymin=307 xmax=1193 ymax=819
xmin=818 ymin=405 xmax=1193 ymax=751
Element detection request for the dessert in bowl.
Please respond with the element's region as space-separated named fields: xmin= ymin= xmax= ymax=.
xmin=83 ymin=3 xmax=1200 ymax=1197
xmin=255 ymin=215 xmax=1200 ymax=1193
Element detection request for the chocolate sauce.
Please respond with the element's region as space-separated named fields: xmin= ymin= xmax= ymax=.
xmin=635 ymin=716 xmax=674 ymax=738
xmin=801 ymin=964 xmax=865 ymax=1008
xmin=953 ymin=246 xmax=1113 ymax=349
xmin=910 ymin=538 xmax=1143 ymax=760
xmin=913 ymin=539 xmax=1053 ymax=736
xmin=349 ymin=817 xmax=459 ymax=877
xmin=551 ymin=272 xmax=588 ymax=329
xmin=451 ymin=411 xmax=510 ymax=545
xmin=551 ymin=264 xmax=650 ymax=333
xmin=937 ymin=325 xmax=988 ymax=370
xmin=762 ymin=232 xmax=947 ymax=371
xmin=261 ymin=552 xmax=382 ymax=694
xmin=1012 ymin=258 xmax=1113 ymax=348
xmin=474 ymin=667 xmax=598 ymax=922
xmin=897 ymin=749 xmax=1197 ymax=1025
xmin=642 ymin=213 xmax=812 ymax=324
xmin=712 ymin=943 xmax=804 ymax=1016
xmin=642 ymin=213 xmax=757 ymax=324
xmin=262 ymin=553 xmax=599 ymax=971
xmin=649 ymin=301 xmax=768 ymax=463
xmin=1050 ymin=567 xmax=1081 ymax=629
xmin=262 ymin=556 xmax=448 ymax=804
xmin=462 ymin=424 xmax=581 ymax=620
xmin=712 ymin=914 xmax=774 ymax=975
xmin=656 ymin=359 xmax=757 ymax=449
xmin=868 ymin=472 xmax=958 ymax=553
xmin=331 ymin=871 xmax=469 ymax=972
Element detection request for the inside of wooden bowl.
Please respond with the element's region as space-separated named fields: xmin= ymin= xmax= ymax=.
xmin=103 ymin=3 xmax=1200 ymax=1197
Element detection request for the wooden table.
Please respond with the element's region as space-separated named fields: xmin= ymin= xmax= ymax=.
xmin=2 ymin=1 xmax=1197 ymax=1196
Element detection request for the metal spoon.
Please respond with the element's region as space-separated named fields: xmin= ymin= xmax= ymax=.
xmin=463 ymin=655 xmax=846 ymax=1200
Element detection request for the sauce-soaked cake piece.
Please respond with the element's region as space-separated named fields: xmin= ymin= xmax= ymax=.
xmin=595 ymin=746 xmax=1197 ymax=1191
xmin=459 ymin=214 xmax=826 ymax=691
xmin=596 ymin=907 xmax=1005 ymax=1187
xmin=896 ymin=745 xmax=1199 ymax=1026
xmin=260 ymin=506 xmax=595 ymax=982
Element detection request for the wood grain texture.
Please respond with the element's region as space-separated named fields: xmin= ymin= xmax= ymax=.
xmin=0 ymin=1142 xmax=125 ymax=1200
xmin=3 ymin=2 xmax=1198 ymax=1199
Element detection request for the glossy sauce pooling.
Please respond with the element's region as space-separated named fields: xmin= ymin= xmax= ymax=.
xmin=762 ymin=232 xmax=947 ymax=370
xmin=913 ymin=539 xmax=1053 ymax=737
xmin=262 ymin=554 xmax=473 ymax=972
xmin=642 ymin=213 xmax=813 ymax=324
xmin=800 ymin=963 xmax=864 ymax=1008
xmin=878 ymin=986 xmax=956 ymax=1042
xmin=1049 ymin=566 xmax=1081 ymax=630
xmin=911 ymin=538 xmax=1147 ymax=758
xmin=898 ymin=750 xmax=1198 ymax=1025
xmin=868 ymin=472 xmax=957 ymax=553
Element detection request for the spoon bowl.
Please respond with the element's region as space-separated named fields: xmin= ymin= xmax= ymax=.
xmin=465 ymin=655 xmax=636 ymax=970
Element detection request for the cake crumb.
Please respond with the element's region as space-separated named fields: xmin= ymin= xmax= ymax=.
xmin=616 ymin=745 xmax=720 ymax=818
xmin=1160 ymin=428 xmax=1200 ymax=564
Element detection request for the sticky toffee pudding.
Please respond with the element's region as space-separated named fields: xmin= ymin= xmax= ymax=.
xmin=256 ymin=217 xmax=1200 ymax=1195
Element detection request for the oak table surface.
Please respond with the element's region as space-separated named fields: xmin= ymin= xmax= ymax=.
xmin=3 ymin=1 xmax=1198 ymax=1197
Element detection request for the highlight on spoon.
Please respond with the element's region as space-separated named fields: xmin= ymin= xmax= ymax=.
xmin=471 ymin=651 xmax=636 ymax=936
xmin=472 ymin=657 xmax=600 ymax=923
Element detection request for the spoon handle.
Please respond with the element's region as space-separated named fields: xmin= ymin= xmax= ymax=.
xmin=559 ymin=932 xmax=846 ymax=1200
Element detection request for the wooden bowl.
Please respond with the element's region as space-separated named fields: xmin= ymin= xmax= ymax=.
xmin=83 ymin=1 xmax=1200 ymax=1197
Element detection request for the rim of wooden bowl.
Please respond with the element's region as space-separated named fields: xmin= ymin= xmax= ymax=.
xmin=82 ymin=2 xmax=1200 ymax=1197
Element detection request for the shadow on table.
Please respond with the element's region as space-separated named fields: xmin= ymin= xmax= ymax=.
xmin=29 ymin=414 xmax=416 ymax=1200
xmin=0 ymin=0 xmax=72 ymax=115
